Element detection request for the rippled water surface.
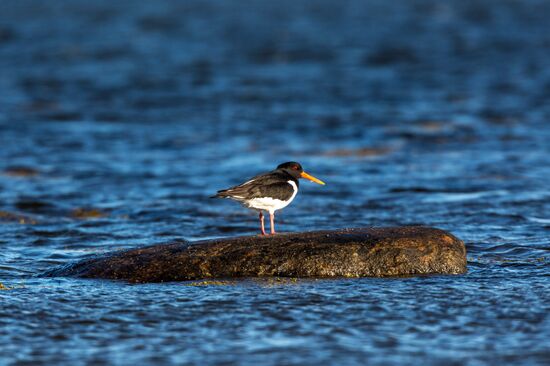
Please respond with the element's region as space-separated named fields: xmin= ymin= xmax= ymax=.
xmin=1 ymin=0 xmax=549 ymax=365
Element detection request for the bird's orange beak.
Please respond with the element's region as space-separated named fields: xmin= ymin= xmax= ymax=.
xmin=300 ymin=171 xmax=325 ymax=185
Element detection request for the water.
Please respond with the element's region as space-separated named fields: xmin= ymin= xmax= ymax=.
xmin=1 ymin=0 xmax=549 ymax=364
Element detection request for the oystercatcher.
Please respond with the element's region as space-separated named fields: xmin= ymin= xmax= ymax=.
xmin=213 ymin=162 xmax=325 ymax=235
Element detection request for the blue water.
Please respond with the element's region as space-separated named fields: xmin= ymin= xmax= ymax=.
xmin=1 ymin=0 xmax=549 ymax=364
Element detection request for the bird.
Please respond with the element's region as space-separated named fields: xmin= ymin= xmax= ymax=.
xmin=212 ymin=162 xmax=325 ymax=235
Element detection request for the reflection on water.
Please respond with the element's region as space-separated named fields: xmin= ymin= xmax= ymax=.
xmin=1 ymin=0 xmax=549 ymax=364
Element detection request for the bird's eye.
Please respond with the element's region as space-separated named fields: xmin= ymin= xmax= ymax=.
xmin=292 ymin=165 xmax=299 ymax=170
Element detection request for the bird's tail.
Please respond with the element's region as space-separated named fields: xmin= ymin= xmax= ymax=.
xmin=210 ymin=190 xmax=229 ymax=199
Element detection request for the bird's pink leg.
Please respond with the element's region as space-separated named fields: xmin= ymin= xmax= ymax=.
xmin=259 ymin=211 xmax=266 ymax=236
xmin=270 ymin=212 xmax=276 ymax=235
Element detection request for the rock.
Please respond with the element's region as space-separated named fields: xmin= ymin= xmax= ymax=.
xmin=0 ymin=211 xmax=37 ymax=225
xmin=71 ymin=208 xmax=107 ymax=219
xmin=322 ymin=146 xmax=394 ymax=158
xmin=3 ymin=166 xmax=39 ymax=177
xmin=44 ymin=227 xmax=467 ymax=283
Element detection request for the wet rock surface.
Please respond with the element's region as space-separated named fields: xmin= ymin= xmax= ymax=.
xmin=45 ymin=227 xmax=466 ymax=282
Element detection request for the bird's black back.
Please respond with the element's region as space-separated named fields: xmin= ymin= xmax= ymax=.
xmin=213 ymin=170 xmax=298 ymax=201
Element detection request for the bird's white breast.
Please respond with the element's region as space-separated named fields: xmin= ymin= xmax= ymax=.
xmin=245 ymin=180 xmax=298 ymax=214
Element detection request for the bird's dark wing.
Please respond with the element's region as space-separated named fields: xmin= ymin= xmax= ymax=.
xmin=213 ymin=171 xmax=296 ymax=201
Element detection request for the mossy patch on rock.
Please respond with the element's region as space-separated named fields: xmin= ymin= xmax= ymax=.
xmin=3 ymin=166 xmax=39 ymax=177
xmin=71 ymin=208 xmax=107 ymax=219
xmin=0 ymin=211 xmax=37 ymax=224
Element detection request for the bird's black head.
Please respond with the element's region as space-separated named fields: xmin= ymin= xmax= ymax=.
xmin=276 ymin=162 xmax=325 ymax=185
xmin=276 ymin=161 xmax=303 ymax=178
